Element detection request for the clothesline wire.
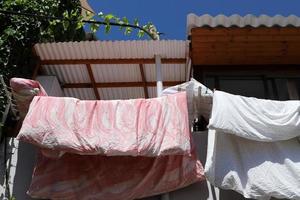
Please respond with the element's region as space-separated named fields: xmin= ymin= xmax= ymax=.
xmin=0 ymin=9 xmax=156 ymax=40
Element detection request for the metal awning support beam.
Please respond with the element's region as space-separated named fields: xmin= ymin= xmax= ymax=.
xmin=139 ymin=64 xmax=149 ymax=98
xmin=40 ymin=58 xmax=186 ymax=65
xmin=86 ymin=64 xmax=101 ymax=100
xmin=62 ymin=81 xmax=183 ymax=88
xmin=155 ymin=55 xmax=163 ymax=97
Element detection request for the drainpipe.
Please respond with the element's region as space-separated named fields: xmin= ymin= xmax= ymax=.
xmin=155 ymin=55 xmax=170 ymax=200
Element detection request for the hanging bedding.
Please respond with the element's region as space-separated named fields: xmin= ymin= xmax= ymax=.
xmin=18 ymin=92 xmax=191 ymax=157
xmin=206 ymin=91 xmax=300 ymax=200
xmin=10 ymin=77 xmax=47 ymax=118
xmin=28 ymin=149 xmax=204 ymax=200
xmin=14 ymin=78 xmax=205 ymax=200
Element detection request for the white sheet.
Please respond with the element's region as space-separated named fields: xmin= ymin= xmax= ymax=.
xmin=206 ymin=91 xmax=300 ymax=200
xmin=163 ymin=78 xmax=213 ymax=124
xmin=209 ymin=91 xmax=300 ymax=142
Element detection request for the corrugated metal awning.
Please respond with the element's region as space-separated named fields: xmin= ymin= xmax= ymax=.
xmin=34 ymin=40 xmax=189 ymax=100
xmin=187 ymin=13 xmax=300 ymax=33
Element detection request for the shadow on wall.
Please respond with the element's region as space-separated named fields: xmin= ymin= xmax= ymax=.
xmin=0 ymin=139 xmax=9 ymax=199
xmin=0 ymin=138 xmax=18 ymax=199
xmin=12 ymin=141 xmax=39 ymax=200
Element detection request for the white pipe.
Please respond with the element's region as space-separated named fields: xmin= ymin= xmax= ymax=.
xmin=186 ymin=57 xmax=192 ymax=81
xmin=155 ymin=55 xmax=169 ymax=200
xmin=155 ymin=55 xmax=163 ymax=97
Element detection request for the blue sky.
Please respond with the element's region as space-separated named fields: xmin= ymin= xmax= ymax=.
xmin=88 ymin=0 xmax=300 ymax=40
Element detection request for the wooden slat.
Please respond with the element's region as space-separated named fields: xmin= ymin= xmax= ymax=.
xmin=62 ymin=81 xmax=183 ymax=88
xmin=193 ymin=56 xmax=300 ymax=65
xmin=139 ymin=64 xmax=149 ymax=98
xmin=191 ymin=27 xmax=300 ymax=36
xmin=192 ymin=51 xmax=300 ymax=57
xmin=40 ymin=58 xmax=186 ymax=65
xmin=86 ymin=64 xmax=100 ymax=100
xmin=191 ymin=42 xmax=300 ymax=54
xmin=191 ymin=27 xmax=300 ymax=66
xmin=193 ymin=65 xmax=300 ymax=71
xmin=192 ymin=47 xmax=293 ymax=54
xmin=194 ymin=55 xmax=300 ymax=60
xmin=193 ymin=49 xmax=291 ymax=53
xmin=192 ymin=35 xmax=300 ymax=43
xmin=191 ymin=42 xmax=295 ymax=49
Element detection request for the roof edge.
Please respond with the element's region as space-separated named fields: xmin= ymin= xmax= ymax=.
xmin=187 ymin=13 xmax=300 ymax=33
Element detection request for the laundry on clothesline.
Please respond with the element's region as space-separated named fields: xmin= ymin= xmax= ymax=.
xmin=18 ymin=92 xmax=191 ymax=158
xmin=209 ymin=90 xmax=300 ymax=142
xmin=206 ymin=90 xmax=300 ymax=200
xmin=12 ymin=77 xmax=205 ymax=200
xmin=16 ymin=76 xmax=300 ymax=200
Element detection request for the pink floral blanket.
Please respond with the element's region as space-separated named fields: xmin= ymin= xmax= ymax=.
xmin=18 ymin=92 xmax=191 ymax=157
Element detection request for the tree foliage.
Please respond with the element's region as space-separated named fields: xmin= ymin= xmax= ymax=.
xmin=0 ymin=0 xmax=86 ymax=128
xmin=0 ymin=0 xmax=85 ymax=78
xmin=0 ymin=0 xmax=159 ymax=130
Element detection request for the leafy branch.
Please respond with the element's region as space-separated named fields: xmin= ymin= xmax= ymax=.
xmin=86 ymin=11 xmax=159 ymax=40
xmin=0 ymin=9 xmax=160 ymax=40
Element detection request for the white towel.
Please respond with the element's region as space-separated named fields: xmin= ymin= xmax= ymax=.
xmin=206 ymin=91 xmax=300 ymax=200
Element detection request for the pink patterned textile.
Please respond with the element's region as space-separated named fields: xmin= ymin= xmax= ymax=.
xmin=28 ymin=150 xmax=204 ymax=200
xmin=10 ymin=77 xmax=47 ymax=118
xmin=18 ymin=92 xmax=191 ymax=157
xmin=14 ymin=82 xmax=204 ymax=199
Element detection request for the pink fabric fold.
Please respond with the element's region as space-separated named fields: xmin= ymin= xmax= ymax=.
xmin=28 ymin=150 xmax=204 ymax=200
xmin=10 ymin=77 xmax=47 ymax=118
xmin=18 ymin=92 xmax=191 ymax=157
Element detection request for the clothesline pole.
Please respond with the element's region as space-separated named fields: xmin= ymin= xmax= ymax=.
xmin=155 ymin=55 xmax=163 ymax=97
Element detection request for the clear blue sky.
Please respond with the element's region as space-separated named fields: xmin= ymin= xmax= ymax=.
xmin=88 ymin=0 xmax=300 ymax=40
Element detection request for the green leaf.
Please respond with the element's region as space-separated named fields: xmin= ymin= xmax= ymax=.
xmin=137 ymin=30 xmax=145 ymax=38
xmin=63 ymin=11 xmax=69 ymax=18
xmin=71 ymin=9 xmax=78 ymax=17
xmin=122 ymin=17 xmax=129 ymax=25
xmin=105 ymin=25 xmax=111 ymax=33
xmin=76 ymin=21 xmax=84 ymax=30
xmin=84 ymin=11 xmax=94 ymax=20
xmin=62 ymin=20 xmax=70 ymax=31
xmin=4 ymin=28 xmax=16 ymax=36
xmin=105 ymin=14 xmax=115 ymax=21
xmin=90 ymin=23 xmax=100 ymax=33
xmin=124 ymin=27 xmax=132 ymax=35
xmin=134 ymin=18 xmax=139 ymax=26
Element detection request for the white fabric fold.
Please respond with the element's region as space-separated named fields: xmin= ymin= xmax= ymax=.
xmin=206 ymin=90 xmax=300 ymax=200
xmin=209 ymin=91 xmax=300 ymax=142
xmin=163 ymin=78 xmax=213 ymax=124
